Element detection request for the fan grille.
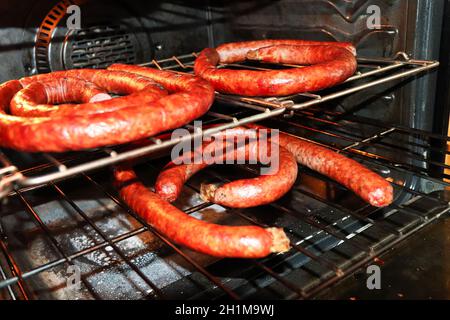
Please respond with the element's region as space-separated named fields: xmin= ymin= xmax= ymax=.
xmin=67 ymin=25 xmax=136 ymax=69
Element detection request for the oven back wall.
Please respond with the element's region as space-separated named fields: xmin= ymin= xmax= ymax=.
xmin=0 ymin=0 xmax=213 ymax=81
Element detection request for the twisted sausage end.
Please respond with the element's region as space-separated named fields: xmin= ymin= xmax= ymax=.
xmin=368 ymin=183 xmax=394 ymax=208
xmin=200 ymin=183 xmax=219 ymax=202
xmin=267 ymin=228 xmax=290 ymax=253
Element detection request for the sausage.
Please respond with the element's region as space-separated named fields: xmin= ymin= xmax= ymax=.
xmin=10 ymin=73 xmax=168 ymax=117
xmin=246 ymin=124 xmax=393 ymax=207
xmin=0 ymin=66 xmax=214 ymax=152
xmin=200 ymin=145 xmax=297 ymax=208
xmin=215 ymin=40 xmax=357 ymax=63
xmin=155 ymin=127 xmax=298 ymax=207
xmin=156 ymin=159 xmax=209 ymax=203
xmin=114 ymin=166 xmax=290 ymax=258
xmin=194 ymin=40 xmax=357 ymax=96
xmin=155 ymin=126 xmax=270 ymax=202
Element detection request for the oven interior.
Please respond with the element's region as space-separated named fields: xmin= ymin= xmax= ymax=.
xmin=0 ymin=0 xmax=449 ymax=300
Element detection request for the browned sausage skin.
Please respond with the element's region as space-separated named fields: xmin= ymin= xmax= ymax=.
xmin=215 ymin=40 xmax=356 ymax=63
xmin=10 ymin=72 xmax=167 ymax=117
xmin=246 ymin=124 xmax=393 ymax=207
xmin=194 ymin=40 xmax=357 ymax=96
xmin=200 ymin=145 xmax=297 ymax=208
xmin=155 ymin=127 xmax=298 ymax=208
xmin=114 ymin=166 xmax=290 ymax=258
xmin=156 ymin=122 xmax=393 ymax=207
xmin=156 ymin=160 xmax=208 ymax=203
xmin=0 ymin=66 xmax=214 ymax=152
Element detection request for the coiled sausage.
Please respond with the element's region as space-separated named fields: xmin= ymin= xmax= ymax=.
xmin=194 ymin=40 xmax=357 ymax=96
xmin=114 ymin=166 xmax=290 ymax=258
xmin=246 ymin=124 xmax=393 ymax=207
xmin=0 ymin=66 xmax=214 ymax=152
xmin=155 ymin=127 xmax=298 ymax=207
xmin=11 ymin=71 xmax=167 ymax=117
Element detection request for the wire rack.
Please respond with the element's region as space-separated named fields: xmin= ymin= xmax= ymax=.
xmin=0 ymin=51 xmax=447 ymax=300
xmin=0 ymin=52 xmax=439 ymax=198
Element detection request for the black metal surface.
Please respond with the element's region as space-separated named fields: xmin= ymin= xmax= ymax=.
xmin=36 ymin=1 xmax=155 ymax=73
xmin=63 ymin=25 xmax=138 ymax=69
xmin=0 ymin=0 xmax=213 ymax=80
xmin=317 ymin=212 xmax=450 ymax=300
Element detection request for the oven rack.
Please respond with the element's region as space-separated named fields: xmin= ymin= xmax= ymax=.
xmin=0 ymin=51 xmax=439 ymax=199
xmin=1 ymin=104 xmax=449 ymax=300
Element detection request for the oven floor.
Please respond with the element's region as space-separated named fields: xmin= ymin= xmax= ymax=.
xmin=317 ymin=214 xmax=450 ymax=300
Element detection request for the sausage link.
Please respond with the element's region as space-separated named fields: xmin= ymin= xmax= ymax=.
xmin=246 ymin=124 xmax=394 ymax=207
xmin=155 ymin=127 xmax=298 ymax=207
xmin=194 ymin=40 xmax=357 ymax=96
xmin=114 ymin=166 xmax=290 ymax=258
xmin=215 ymin=40 xmax=356 ymax=63
xmin=156 ymin=161 xmax=208 ymax=203
xmin=200 ymin=144 xmax=297 ymax=208
xmin=0 ymin=66 xmax=214 ymax=152
xmin=10 ymin=72 xmax=170 ymax=117
xmin=155 ymin=126 xmax=258 ymax=202
xmin=10 ymin=77 xmax=113 ymax=117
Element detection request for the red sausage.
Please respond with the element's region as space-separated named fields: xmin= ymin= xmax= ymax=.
xmin=11 ymin=73 xmax=167 ymax=117
xmin=194 ymin=40 xmax=357 ymax=96
xmin=156 ymin=159 xmax=209 ymax=203
xmin=246 ymin=124 xmax=393 ymax=207
xmin=155 ymin=127 xmax=298 ymax=207
xmin=155 ymin=125 xmax=266 ymax=202
xmin=215 ymin=40 xmax=356 ymax=63
xmin=114 ymin=166 xmax=290 ymax=258
xmin=0 ymin=66 xmax=214 ymax=152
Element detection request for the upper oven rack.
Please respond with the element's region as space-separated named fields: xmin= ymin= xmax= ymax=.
xmin=0 ymin=52 xmax=440 ymax=199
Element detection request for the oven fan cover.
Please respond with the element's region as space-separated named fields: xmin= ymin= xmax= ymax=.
xmin=34 ymin=0 xmax=153 ymax=73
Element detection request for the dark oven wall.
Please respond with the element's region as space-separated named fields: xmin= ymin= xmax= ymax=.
xmin=0 ymin=0 xmax=213 ymax=81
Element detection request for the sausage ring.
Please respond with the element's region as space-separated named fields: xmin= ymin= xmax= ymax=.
xmin=155 ymin=127 xmax=298 ymax=207
xmin=194 ymin=40 xmax=357 ymax=96
xmin=0 ymin=65 xmax=214 ymax=152
xmin=11 ymin=70 xmax=169 ymax=117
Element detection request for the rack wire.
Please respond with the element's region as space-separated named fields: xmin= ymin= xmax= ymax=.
xmin=0 ymin=51 xmax=447 ymax=300
xmin=0 ymin=51 xmax=439 ymax=198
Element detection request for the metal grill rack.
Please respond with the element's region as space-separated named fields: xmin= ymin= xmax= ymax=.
xmin=0 ymin=52 xmax=440 ymax=198
xmin=0 ymin=52 xmax=448 ymax=300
